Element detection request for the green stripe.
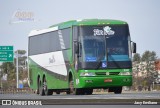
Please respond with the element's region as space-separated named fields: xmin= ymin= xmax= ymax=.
xmin=50 ymin=19 xmax=127 ymax=29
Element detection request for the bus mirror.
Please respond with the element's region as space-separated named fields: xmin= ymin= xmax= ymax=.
xmin=131 ymin=42 xmax=136 ymax=53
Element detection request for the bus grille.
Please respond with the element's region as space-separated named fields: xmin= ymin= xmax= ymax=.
xmin=95 ymin=72 xmax=120 ymax=75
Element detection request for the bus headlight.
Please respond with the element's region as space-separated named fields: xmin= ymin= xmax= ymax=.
xmin=119 ymin=72 xmax=132 ymax=75
xmin=80 ymin=72 xmax=95 ymax=76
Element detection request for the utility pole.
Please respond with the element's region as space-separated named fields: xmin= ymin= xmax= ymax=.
xmin=16 ymin=50 xmax=19 ymax=88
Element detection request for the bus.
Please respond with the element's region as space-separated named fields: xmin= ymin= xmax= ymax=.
xmin=28 ymin=19 xmax=136 ymax=95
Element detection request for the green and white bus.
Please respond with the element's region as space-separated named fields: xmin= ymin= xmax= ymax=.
xmin=28 ymin=19 xmax=136 ymax=95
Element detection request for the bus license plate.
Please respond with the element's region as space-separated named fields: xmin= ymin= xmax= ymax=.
xmin=104 ymin=79 xmax=112 ymax=82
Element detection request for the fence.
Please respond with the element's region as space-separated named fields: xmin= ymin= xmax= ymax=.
xmin=0 ymin=88 xmax=34 ymax=94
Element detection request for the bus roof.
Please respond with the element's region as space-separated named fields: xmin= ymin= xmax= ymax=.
xmin=50 ymin=19 xmax=127 ymax=29
xmin=29 ymin=19 xmax=127 ymax=37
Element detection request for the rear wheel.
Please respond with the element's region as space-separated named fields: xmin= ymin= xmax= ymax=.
xmin=39 ymin=79 xmax=45 ymax=96
xmin=36 ymin=77 xmax=40 ymax=94
xmin=43 ymin=77 xmax=53 ymax=95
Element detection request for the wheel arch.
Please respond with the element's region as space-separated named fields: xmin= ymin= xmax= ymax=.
xmin=37 ymin=74 xmax=40 ymax=86
xmin=42 ymin=74 xmax=46 ymax=82
xmin=68 ymin=69 xmax=74 ymax=81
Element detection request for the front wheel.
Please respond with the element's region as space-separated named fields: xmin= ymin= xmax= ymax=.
xmin=114 ymin=87 xmax=122 ymax=94
xmin=108 ymin=87 xmax=122 ymax=94
xmin=69 ymin=79 xmax=81 ymax=95
xmin=56 ymin=91 xmax=60 ymax=94
xmin=85 ymin=89 xmax=93 ymax=95
xmin=66 ymin=90 xmax=70 ymax=94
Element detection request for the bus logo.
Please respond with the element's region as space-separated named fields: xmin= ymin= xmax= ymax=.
xmin=93 ymin=26 xmax=115 ymax=36
xmin=49 ymin=55 xmax=55 ymax=64
xmin=103 ymin=26 xmax=115 ymax=35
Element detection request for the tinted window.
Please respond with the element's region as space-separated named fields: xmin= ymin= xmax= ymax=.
xmin=61 ymin=28 xmax=71 ymax=49
xmin=29 ymin=31 xmax=61 ymax=55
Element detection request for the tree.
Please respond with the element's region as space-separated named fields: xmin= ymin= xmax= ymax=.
xmin=15 ymin=50 xmax=26 ymax=55
xmin=15 ymin=50 xmax=27 ymax=67
xmin=132 ymin=53 xmax=141 ymax=90
xmin=0 ymin=62 xmax=16 ymax=89
xmin=141 ymin=51 xmax=158 ymax=91
xmin=141 ymin=51 xmax=157 ymax=61
xmin=0 ymin=62 xmax=14 ymax=74
xmin=132 ymin=51 xmax=158 ymax=91
xmin=0 ymin=50 xmax=28 ymax=89
xmin=15 ymin=50 xmax=28 ymax=86
xmin=133 ymin=53 xmax=141 ymax=62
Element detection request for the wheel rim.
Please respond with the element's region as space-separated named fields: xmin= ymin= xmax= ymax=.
xmin=43 ymin=79 xmax=48 ymax=95
xmin=39 ymin=80 xmax=43 ymax=95
xmin=43 ymin=81 xmax=47 ymax=91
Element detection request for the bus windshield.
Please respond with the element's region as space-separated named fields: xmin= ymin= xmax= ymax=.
xmin=81 ymin=36 xmax=106 ymax=62
xmin=106 ymin=35 xmax=130 ymax=61
xmin=78 ymin=25 xmax=132 ymax=69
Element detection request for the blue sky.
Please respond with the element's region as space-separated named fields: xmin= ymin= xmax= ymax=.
xmin=0 ymin=0 xmax=160 ymax=58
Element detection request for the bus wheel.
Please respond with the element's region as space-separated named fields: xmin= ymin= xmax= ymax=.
xmin=109 ymin=87 xmax=122 ymax=94
xmin=85 ymin=89 xmax=93 ymax=95
xmin=69 ymin=80 xmax=74 ymax=94
xmin=43 ymin=77 xmax=53 ymax=95
xmin=66 ymin=91 xmax=70 ymax=94
xmin=56 ymin=91 xmax=60 ymax=94
xmin=39 ymin=79 xmax=45 ymax=96
xmin=114 ymin=87 xmax=122 ymax=94
xmin=36 ymin=78 xmax=40 ymax=94
xmin=69 ymin=78 xmax=81 ymax=95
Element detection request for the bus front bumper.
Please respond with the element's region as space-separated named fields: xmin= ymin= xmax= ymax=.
xmin=76 ymin=76 xmax=132 ymax=88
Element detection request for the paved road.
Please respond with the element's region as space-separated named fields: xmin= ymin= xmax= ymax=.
xmin=0 ymin=91 xmax=160 ymax=99
xmin=0 ymin=91 xmax=160 ymax=105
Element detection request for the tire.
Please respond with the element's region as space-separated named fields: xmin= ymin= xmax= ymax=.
xmin=36 ymin=78 xmax=40 ymax=94
xmin=39 ymin=79 xmax=45 ymax=96
xmin=56 ymin=91 xmax=60 ymax=94
xmin=69 ymin=80 xmax=74 ymax=94
xmin=66 ymin=90 xmax=70 ymax=94
xmin=114 ymin=87 xmax=122 ymax=94
xmin=69 ymin=79 xmax=81 ymax=95
xmin=36 ymin=89 xmax=39 ymax=94
xmin=74 ymin=88 xmax=82 ymax=95
xmin=46 ymin=90 xmax=53 ymax=95
xmin=43 ymin=77 xmax=53 ymax=95
xmin=85 ymin=89 xmax=93 ymax=95
xmin=109 ymin=87 xmax=122 ymax=94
